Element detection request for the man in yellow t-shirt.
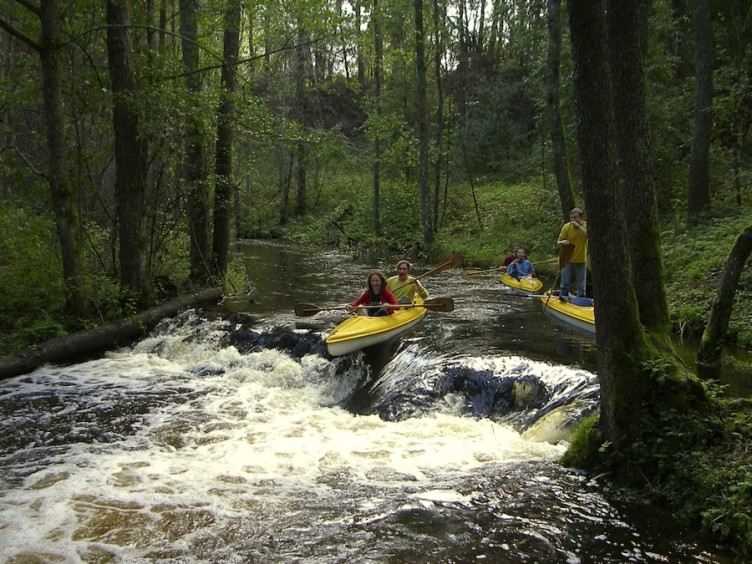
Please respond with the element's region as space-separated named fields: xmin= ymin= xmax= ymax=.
xmin=387 ymin=260 xmax=429 ymax=303
xmin=557 ymin=208 xmax=588 ymax=298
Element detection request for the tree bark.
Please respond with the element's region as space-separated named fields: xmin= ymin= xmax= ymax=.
xmin=607 ymin=0 xmax=672 ymax=339
xmin=546 ymin=0 xmax=575 ymax=223
xmin=180 ymin=0 xmax=211 ymax=284
xmin=106 ymin=0 xmax=152 ymax=308
xmin=414 ymin=0 xmax=433 ymax=245
xmin=295 ymin=13 xmax=307 ymax=217
xmin=687 ymin=0 xmax=713 ymax=217
xmin=568 ymin=0 xmax=653 ymax=447
xmin=372 ymin=0 xmax=383 ymax=236
xmin=0 ymin=288 xmax=224 ymax=380
xmin=212 ymin=0 xmax=241 ymax=279
xmin=568 ymin=0 xmax=707 ymax=450
xmin=432 ymin=0 xmax=445 ymax=229
xmin=38 ymin=1 xmax=87 ymax=317
xmin=697 ymin=224 xmax=752 ymax=372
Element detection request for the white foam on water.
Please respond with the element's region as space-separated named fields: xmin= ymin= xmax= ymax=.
xmin=0 ymin=313 xmax=581 ymax=560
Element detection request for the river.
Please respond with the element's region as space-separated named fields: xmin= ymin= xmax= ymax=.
xmin=0 ymin=240 xmax=733 ymax=562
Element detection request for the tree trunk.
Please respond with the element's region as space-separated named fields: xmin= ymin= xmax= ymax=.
xmin=432 ymin=0 xmax=445 ymax=229
xmin=687 ymin=0 xmax=713 ymax=217
xmin=697 ymin=224 xmax=752 ymax=372
xmin=568 ymin=0 xmax=655 ymax=447
xmin=295 ymin=14 xmax=307 ymax=217
xmin=607 ymin=0 xmax=672 ymax=339
xmin=671 ymin=0 xmax=694 ymax=79
xmin=373 ymin=0 xmax=383 ymax=236
xmin=0 ymin=288 xmax=224 ymax=380
xmin=180 ymin=0 xmax=211 ymax=284
xmin=546 ymin=0 xmax=575 ymax=223
xmin=212 ymin=0 xmax=240 ymax=279
xmin=106 ymin=0 xmax=152 ymax=308
xmin=39 ymin=0 xmax=87 ymax=317
xmin=414 ymin=0 xmax=433 ymax=245
xmin=355 ymin=0 xmax=366 ymax=91
xmin=568 ymin=0 xmax=707 ymax=450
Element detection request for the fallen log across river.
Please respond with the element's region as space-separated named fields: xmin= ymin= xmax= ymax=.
xmin=0 ymin=287 xmax=224 ymax=380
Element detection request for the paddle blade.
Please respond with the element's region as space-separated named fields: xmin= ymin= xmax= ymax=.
xmin=294 ymin=303 xmax=322 ymax=317
xmin=533 ymin=256 xmax=560 ymax=266
xmin=422 ymin=297 xmax=454 ymax=312
xmin=443 ymin=252 xmax=464 ymax=270
xmin=420 ymin=252 xmax=463 ymax=279
xmin=461 ymin=269 xmax=483 ymax=279
xmin=559 ymin=244 xmax=576 ymax=269
xmin=461 ymin=266 xmax=499 ymax=279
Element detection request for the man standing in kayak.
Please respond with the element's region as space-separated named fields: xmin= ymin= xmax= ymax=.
xmin=557 ymin=208 xmax=588 ymax=298
xmin=387 ymin=260 xmax=429 ymax=304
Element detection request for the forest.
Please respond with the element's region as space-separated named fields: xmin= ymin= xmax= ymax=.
xmin=1 ymin=0 xmax=751 ymax=556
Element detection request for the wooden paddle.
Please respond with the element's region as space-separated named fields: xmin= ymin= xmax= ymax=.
xmin=294 ymin=297 xmax=455 ymax=317
xmin=461 ymin=267 xmax=501 ymax=279
xmin=543 ymin=244 xmax=576 ymax=311
xmin=389 ymin=252 xmax=464 ymax=293
xmin=461 ymin=257 xmax=559 ymax=279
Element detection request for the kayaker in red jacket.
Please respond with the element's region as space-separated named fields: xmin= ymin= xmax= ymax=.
xmin=347 ymin=270 xmax=399 ymax=317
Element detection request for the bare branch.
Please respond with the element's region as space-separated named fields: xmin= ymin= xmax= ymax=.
xmin=0 ymin=16 xmax=41 ymax=51
xmin=14 ymin=0 xmax=40 ymax=15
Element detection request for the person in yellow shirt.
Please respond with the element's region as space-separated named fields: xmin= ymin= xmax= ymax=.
xmin=387 ymin=260 xmax=429 ymax=304
xmin=557 ymin=208 xmax=588 ymax=298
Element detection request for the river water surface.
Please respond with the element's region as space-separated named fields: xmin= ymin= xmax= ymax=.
xmin=0 ymin=240 xmax=732 ymax=562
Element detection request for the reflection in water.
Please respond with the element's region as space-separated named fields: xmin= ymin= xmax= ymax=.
xmin=0 ymin=241 xmax=731 ymax=562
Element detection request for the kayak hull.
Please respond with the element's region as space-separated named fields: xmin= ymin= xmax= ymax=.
xmin=500 ymin=274 xmax=543 ymax=295
xmin=540 ymin=293 xmax=596 ymax=335
xmin=326 ymin=298 xmax=428 ymax=356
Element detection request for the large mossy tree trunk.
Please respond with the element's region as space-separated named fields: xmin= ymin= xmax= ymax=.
xmin=567 ymin=0 xmax=706 ymax=452
xmin=697 ymin=224 xmax=752 ymax=373
xmin=607 ymin=0 xmax=672 ymax=342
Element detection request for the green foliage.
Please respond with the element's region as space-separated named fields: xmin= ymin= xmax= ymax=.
xmin=640 ymin=357 xmax=674 ymax=385
xmin=656 ymin=400 xmax=752 ymax=558
xmin=662 ymin=212 xmax=752 ymax=347
xmin=0 ymin=204 xmax=67 ymax=354
xmin=567 ymin=383 xmax=752 ymax=557
xmin=437 ymin=179 xmax=563 ymax=267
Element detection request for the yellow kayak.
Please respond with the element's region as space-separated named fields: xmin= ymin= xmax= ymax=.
xmin=540 ymin=293 xmax=595 ymax=335
xmin=500 ymin=274 xmax=543 ymax=295
xmin=326 ymin=298 xmax=428 ymax=356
